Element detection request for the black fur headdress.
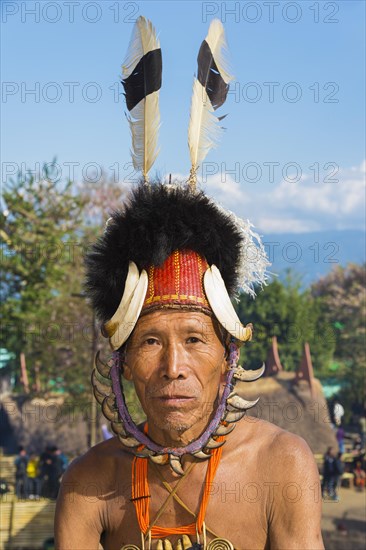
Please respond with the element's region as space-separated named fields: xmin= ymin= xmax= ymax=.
xmin=85 ymin=182 xmax=244 ymax=323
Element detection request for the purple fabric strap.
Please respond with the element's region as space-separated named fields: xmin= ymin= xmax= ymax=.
xmin=110 ymin=343 xmax=239 ymax=456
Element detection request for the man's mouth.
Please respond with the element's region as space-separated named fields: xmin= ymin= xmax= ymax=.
xmin=155 ymin=395 xmax=195 ymax=405
xmin=160 ymin=395 xmax=192 ymax=399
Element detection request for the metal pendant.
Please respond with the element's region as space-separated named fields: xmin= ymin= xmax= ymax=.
xmin=120 ymin=536 xmax=234 ymax=550
xmin=207 ymin=538 xmax=234 ymax=549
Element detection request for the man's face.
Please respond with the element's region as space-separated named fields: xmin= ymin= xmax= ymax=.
xmin=123 ymin=310 xmax=227 ymax=440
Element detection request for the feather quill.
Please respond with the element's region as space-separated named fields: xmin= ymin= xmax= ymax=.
xmin=121 ymin=16 xmax=162 ymax=182
xmin=188 ymin=19 xmax=233 ymax=190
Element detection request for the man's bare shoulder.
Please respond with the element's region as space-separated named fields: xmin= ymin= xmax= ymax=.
xmin=63 ymin=437 xmax=132 ymax=487
xmin=231 ymin=418 xmax=317 ymax=472
xmin=268 ymin=425 xmax=319 ymax=481
xmin=238 ymin=422 xmax=324 ymax=549
xmin=55 ymin=438 xmax=136 ymax=549
xmin=230 ymin=416 xmax=287 ymax=450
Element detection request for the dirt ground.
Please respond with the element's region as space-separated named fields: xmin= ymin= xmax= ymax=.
xmin=321 ymin=487 xmax=366 ymax=549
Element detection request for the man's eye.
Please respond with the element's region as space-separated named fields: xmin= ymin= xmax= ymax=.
xmin=187 ymin=337 xmax=201 ymax=344
xmin=145 ymin=338 xmax=158 ymax=345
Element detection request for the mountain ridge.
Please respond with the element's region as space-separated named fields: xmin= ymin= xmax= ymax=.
xmin=260 ymin=229 xmax=365 ymax=286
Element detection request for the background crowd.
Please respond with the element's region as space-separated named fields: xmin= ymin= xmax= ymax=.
xmin=14 ymin=445 xmax=68 ymax=500
xmin=321 ymin=401 xmax=365 ymax=501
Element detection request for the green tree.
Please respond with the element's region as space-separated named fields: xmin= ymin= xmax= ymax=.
xmin=311 ymin=263 xmax=366 ymax=418
xmin=1 ymin=164 xmax=132 ymax=402
xmin=1 ymin=163 xmax=85 ymax=391
xmin=236 ymin=273 xmax=335 ymax=374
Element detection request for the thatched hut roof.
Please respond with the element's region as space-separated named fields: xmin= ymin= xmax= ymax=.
xmin=240 ymin=371 xmax=338 ymax=454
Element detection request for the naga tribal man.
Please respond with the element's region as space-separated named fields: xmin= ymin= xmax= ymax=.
xmin=54 ymin=185 xmax=323 ymax=550
xmin=55 ymin=17 xmax=324 ymax=550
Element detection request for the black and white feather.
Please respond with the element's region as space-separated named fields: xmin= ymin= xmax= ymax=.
xmin=121 ymin=16 xmax=162 ymax=182
xmin=188 ymin=19 xmax=233 ymax=189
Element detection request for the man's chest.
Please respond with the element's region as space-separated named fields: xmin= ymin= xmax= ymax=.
xmin=102 ymin=466 xmax=269 ymax=549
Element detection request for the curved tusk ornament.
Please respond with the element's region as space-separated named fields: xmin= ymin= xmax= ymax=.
xmin=95 ymin=350 xmax=112 ymax=378
xmin=118 ymin=435 xmax=141 ymax=448
xmin=204 ymin=265 xmax=252 ymax=342
xmin=135 ymin=448 xmax=154 ymax=458
xmin=101 ymin=395 xmax=119 ymax=422
xmin=93 ymin=386 xmax=106 ymax=405
xmin=91 ymin=369 xmax=111 ymax=395
xmin=223 ymin=409 xmax=247 ymax=423
xmin=109 ymin=268 xmax=148 ymax=350
xmin=227 ymin=394 xmax=259 ymax=410
xmin=204 ymin=437 xmax=226 ymax=449
xmin=169 ymin=455 xmax=185 ymax=476
xmin=110 ymin=421 xmax=127 ymax=437
xmin=213 ymin=423 xmax=236 ymax=436
xmin=192 ymin=450 xmax=211 ymax=460
xmin=149 ymin=454 xmax=169 ymax=465
xmin=234 ymin=363 xmax=265 ymax=382
xmin=102 ymin=261 xmax=140 ymax=338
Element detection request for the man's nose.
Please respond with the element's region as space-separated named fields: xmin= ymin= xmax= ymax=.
xmin=160 ymin=342 xmax=187 ymax=380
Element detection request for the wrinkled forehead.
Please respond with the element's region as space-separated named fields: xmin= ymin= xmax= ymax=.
xmin=129 ymin=308 xmax=227 ymax=344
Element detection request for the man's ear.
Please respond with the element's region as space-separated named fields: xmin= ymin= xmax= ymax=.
xmin=220 ymin=354 xmax=228 ymax=376
xmin=122 ymin=362 xmax=133 ymax=381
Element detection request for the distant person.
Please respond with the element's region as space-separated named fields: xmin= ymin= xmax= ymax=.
xmin=336 ymin=425 xmax=345 ymax=454
xmin=101 ymin=423 xmax=113 ymax=441
xmin=26 ymin=453 xmax=40 ymax=499
xmin=359 ymin=413 xmax=366 ymax=448
xmin=48 ymin=447 xmax=64 ymax=500
xmin=333 ymin=400 xmax=344 ymax=427
xmin=333 ymin=452 xmax=344 ymax=500
xmin=39 ymin=445 xmax=54 ymax=498
xmin=353 ymin=461 xmax=365 ymax=491
xmin=14 ymin=446 xmax=28 ymax=499
xmin=54 ymin=447 xmax=69 ymax=475
xmin=353 ymin=435 xmax=363 ymax=454
xmin=322 ymin=447 xmax=337 ymax=500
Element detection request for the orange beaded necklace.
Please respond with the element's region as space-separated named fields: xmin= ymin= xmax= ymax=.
xmin=131 ymin=432 xmax=225 ymax=538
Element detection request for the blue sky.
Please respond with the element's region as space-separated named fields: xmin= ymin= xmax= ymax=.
xmin=1 ymin=0 xmax=365 ymax=234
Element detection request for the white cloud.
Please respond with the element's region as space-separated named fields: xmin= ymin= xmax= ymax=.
xmin=202 ymin=173 xmax=248 ymax=204
xmin=256 ymin=217 xmax=321 ymax=234
xmin=203 ymin=160 xmax=366 ymax=234
xmin=163 ymin=171 xmax=249 ymax=206
xmin=352 ymin=160 xmax=366 ymax=173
